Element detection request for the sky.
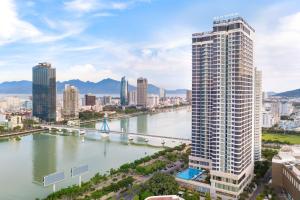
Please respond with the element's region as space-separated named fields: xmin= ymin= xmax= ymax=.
xmin=0 ymin=0 xmax=300 ymax=92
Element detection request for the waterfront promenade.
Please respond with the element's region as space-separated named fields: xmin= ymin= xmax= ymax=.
xmin=0 ymin=128 xmax=45 ymax=138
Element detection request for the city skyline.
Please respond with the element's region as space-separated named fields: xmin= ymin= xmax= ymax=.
xmin=1 ymin=0 xmax=300 ymax=92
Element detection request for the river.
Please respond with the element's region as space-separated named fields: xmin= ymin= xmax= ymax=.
xmin=0 ymin=108 xmax=191 ymax=200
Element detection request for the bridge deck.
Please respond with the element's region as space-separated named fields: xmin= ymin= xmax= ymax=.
xmin=41 ymin=125 xmax=190 ymax=142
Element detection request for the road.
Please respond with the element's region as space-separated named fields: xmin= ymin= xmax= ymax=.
xmin=249 ymin=168 xmax=272 ymax=200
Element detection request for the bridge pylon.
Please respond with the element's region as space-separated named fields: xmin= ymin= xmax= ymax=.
xmin=100 ymin=113 xmax=110 ymax=134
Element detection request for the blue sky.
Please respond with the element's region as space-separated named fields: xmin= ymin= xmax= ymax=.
xmin=1 ymin=0 xmax=300 ymax=92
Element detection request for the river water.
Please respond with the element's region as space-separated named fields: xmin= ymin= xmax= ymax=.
xmin=0 ymin=108 xmax=191 ymax=200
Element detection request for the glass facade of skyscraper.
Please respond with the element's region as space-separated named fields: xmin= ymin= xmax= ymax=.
xmin=120 ymin=76 xmax=128 ymax=106
xmin=32 ymin=62 xmax=56 ymax=122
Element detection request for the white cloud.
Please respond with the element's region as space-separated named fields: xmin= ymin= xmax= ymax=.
xmin=59 ymin=32 xmax=191 ymax=88
xmin=93 ymin=12 xmax=116 ymax=17
xmin=64 ymin=0 xmax=150 ymax=13
xmin=0 ymin=0 xmax=86 ymax=46
xmin=256 ymin=11 xmax=300 ymax=92
xmin=64 ymin=0 xmax=98 ymax=12
xmin=0 ymin=0 xmax=41 ymax=45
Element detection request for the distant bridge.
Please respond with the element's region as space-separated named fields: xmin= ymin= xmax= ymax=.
xmin=40 ymin=124 xmax=191 ymax=144
xmin=41 ymin=113 xmax=191 ymax=145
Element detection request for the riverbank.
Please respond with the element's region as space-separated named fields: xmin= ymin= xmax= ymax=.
xmin=43 ymin=144 xmax=190 ymax=200
xmin=79 ymin=105 xmax=190 ymax=125
xmin=0 ymin=128 xmax=45 ymax=139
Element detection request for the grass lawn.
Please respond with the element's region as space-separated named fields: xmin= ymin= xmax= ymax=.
xmin=262 ymin=132 xmax=300 ymax=144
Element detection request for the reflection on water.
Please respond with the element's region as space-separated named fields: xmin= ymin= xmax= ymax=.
xmin=137 ymin=115 xmax=147 ymax=133
xmin=120 ymin=118 xmax=130 ymax=133
xmin=62 ymin=135 xmax=80 ymax=163
xmin=137 ymin=115 xmax=148 ymax=142
xmin=32 ymin=134 xmax=57 ymax=184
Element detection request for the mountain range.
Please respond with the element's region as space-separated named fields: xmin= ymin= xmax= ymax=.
xmin=0 ymin=78 xmax=187 ymax=95
xmin=274 ymin=89 xmax=300 ymax=97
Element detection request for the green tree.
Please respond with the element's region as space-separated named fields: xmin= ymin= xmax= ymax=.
xmin=139 ymin=190 xmax=154 ymax=200
xmin=146 ymin=173 xmax=179 ymax=195
xmin=0 ymin=126 xmax=5 ymax=133
xmin=205 ymin=193 xmax=212 ymax=200
xmin=13 ymin=126 xmax=22 ymax=131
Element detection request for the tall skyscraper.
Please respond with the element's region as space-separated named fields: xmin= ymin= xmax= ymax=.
xmin=189 ymin=17 xmax=256 ymax=199
xmin=32 ymin=62 xmax=56 ymax=122
xmin=128 ymin=90 xmax=137 ymax=105
xmin=85 ymin=94 xmax=96 ymax=106
xmin=159 ymin=88 xmax=166 ymax=98
xmin=63 ymin=84 xmax=79 ymax=120
xmin=186 ymin=90 xmax=192 ymax=102
xmin=254 ymin=69 xmax=262 ymax=161
xmin=137 ymin=78 xmax=148 ymax=107
xmin=120 ymin=76 xmax=129 ymax=106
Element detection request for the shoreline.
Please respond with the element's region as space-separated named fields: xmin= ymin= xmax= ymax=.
xmin=0 ymin=128 xmax=45 ymax=139
xmin=79 ymin=104 xmax=190 ymax=124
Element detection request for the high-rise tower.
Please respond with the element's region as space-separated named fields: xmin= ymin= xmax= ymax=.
xmin=120 ymin=76 xmax=129 ymax=106
xmin=189 ymin=16 xmax=256 ymax=199
xmin=63 ymin=84 xmax=79 ymax=120
xmin=254 ymin=69 xmax=262 ymax=161
xmin=137 ymin=78 xmax=148 ymax=107
xmin=32 ymin=62 xmax=56 ymax=122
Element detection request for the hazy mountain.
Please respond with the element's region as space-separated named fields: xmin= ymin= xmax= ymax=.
xmin=0 ymin=78 xmax=187 ymax=95
xmin=274 ymin=89 xmax=300 ymax=97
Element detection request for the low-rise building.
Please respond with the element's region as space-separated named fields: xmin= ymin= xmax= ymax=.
xmin=145 ymin=195 xmax=183 ymax=200
xmin=7 ymin=115 xmax=23 ymax=129
xmin=148 ymin=94 xmax=159 ymax=108
xmin=129 ymin=91 xmax=137 ymax=105
xmin=102 ymin=96 xmax=112 ymax=105
xmin=272 ymin=146 xmax=300 ymax=200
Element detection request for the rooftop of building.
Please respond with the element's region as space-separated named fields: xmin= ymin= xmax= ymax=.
xmin=273 ymin=145 xmax=300 ymax=179
xmin=192 ymin=15 xmax=254 ymax=38
xmin=273 ymin=145 xmax=300 ymax=163
xmin=176 ymin=168 xmax=210 ymax=185
xmin=213 ymin=16 xmax=255 ymax=32
xmin=35 ymin=62 xmax=52 ymax=68
xmin=145 ymin=195 xmax=184 ymax=200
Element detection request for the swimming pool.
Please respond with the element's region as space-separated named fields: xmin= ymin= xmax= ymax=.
xmin=176 ymin=168 xmax=203 ymax=180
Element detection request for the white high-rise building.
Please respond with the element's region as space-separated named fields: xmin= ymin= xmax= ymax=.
xmin=189 ymin=16 xmax=257 ymax=199
xmin=63 ymin=85 xmax=79 ymax=120
xmin=129 ymin=91 xmax=137 ymax=105
xmin=254 ymin=69 xmax=262 ymax=161
xmin=147 ymin=94 xmax=159 ymax=108
xmin=159 ymin=88 xmax=166 ymax=98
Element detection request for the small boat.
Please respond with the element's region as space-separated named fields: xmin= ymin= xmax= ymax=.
xmin=129 ymin=136 xmax=134 ymax=141
xmin=144 ymin=138 xmax=149 ymax=142
xmin=101 ymin=133 xmax=109 ymax=138
xmin=161 ymin=140 xmax=166 ymax=145
xmin=80 ymin=130 xmax=86 ymax=135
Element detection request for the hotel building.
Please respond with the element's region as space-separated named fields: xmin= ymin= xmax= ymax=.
xmin=137 ymin=78 xmax=148 ymax=108
xmin=32 ymin=62 xmax=56 ymax=122
xmin=188 ymin=16 xmax=257 ymax=199
xmin=63 ymin=84 xmax=79 ymax=120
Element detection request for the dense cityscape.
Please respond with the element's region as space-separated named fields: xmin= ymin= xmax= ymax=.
xmin=1 ymin=1 xmax=300 ymax=200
